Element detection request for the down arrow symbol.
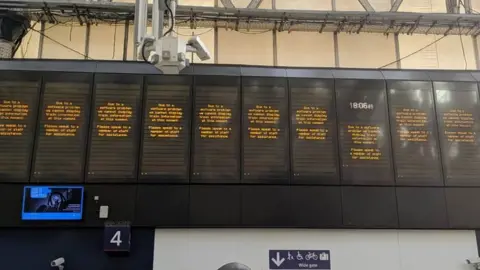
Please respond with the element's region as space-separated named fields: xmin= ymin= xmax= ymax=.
xmin=271 ymin=252 xmax=285 ymax=267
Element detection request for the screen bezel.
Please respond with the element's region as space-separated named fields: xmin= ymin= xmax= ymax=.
xmin=21 ymin=185 xmax=85 ymax=221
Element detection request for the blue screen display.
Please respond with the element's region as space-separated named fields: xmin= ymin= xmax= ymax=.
xmin=22 ymin=186 xmax=84 ymax=220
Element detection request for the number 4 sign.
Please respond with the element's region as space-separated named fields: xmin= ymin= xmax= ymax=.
xmin=104 ymin=222 xmax=131 ymax=254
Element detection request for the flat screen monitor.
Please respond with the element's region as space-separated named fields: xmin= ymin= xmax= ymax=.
xmin=22 ymin=186 xmax=84 ymax=220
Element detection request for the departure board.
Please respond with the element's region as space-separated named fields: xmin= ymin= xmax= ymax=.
xmin=87 ymin=76 xmax=142 ymax=182
xmin=140 ymin=76 xmax=191 ymax=182
xmin=192 ymin=76 xmax=240 ymax=183
xmin=388 ymin=81 xmax=443 ymax=186
xmin=435 ymin=82 xmax=480 ymax=186
xmin=0 ymin=79 xmax=39 ymax=182
xmin=290 ymin=78 xmax=339 ymax=184
xmin=336 ymin=80 xmax=394 ymax=185
xmin=242 ymin=77 xmax=289 ymax=183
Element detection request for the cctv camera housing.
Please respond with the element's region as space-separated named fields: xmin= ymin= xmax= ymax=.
xmin=467 ymin=258 xmax=480 ymax=265
xmin=187 ymin=35 xmax=211 ymax=61
xmin=51 ymin=257 xmax=65 ymax=267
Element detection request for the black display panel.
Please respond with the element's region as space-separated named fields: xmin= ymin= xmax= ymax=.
xmin=290 ymin=78 xmax=339 ymax=184
xmin=242 ymin=77 xmax=289 ymax=183
xmin=139 ymin=76 xmax=191 ymax=183
xmin=336 ymin=79 xmax=394 ymax=185
xmin=87 ymin=74 xmax=142 ymax=182
xmin=435 ymin=82 xmax=480 ymax=186
xmin=192 ymin=76 xmax=240 ymax=183
xmin=33 ymin=74 xmax=91 ymax=182
xmin=0 ymin=72 xmax=40 ymax=182
xmin=388 ymin=81 xmax=443 ymax=186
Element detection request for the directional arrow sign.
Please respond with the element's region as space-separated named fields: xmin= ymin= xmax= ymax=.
xmin=271 ymin=252 xmax=285 ymax=267
xmin=269 ymin=250 xmax=331 ymax=270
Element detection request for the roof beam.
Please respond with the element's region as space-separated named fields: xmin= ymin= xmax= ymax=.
xmin=3 ymin=1 xmax=480 ymax=36
xmin=247 ymin=0 xmax=264 ymax=9
xmin=446 ymin=0 xmax=459 ymax=13
xmin=220 ymin=0 xmax=234 ymax=8
xmin=358 ymin=0 xmax=375 ymax=12
xmin=389 ymin=0 xmax=403 ymax=12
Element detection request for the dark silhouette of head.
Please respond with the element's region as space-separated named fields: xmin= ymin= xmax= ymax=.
xmin=218 ymin=262 xmax=251 ymax=270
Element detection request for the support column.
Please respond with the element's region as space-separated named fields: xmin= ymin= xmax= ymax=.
xmin=394 ymin=33 xmax=401 ymax=69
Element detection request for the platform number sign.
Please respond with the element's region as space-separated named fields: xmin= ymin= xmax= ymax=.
xmin=104 ymin=222 xmax=131 ymax=254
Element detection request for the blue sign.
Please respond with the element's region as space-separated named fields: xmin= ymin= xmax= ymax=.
xmin=269 ymin=250 xmax=331 ymax=270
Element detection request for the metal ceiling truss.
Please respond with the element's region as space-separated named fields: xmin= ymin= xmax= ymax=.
xmin=219 ymin=0 xmax=264 ymax=8
xmin=389 ymin=0 xmax=403 ymax=12
xmin=357 ymin=0 xmax=375 ymax=12
xmin=2 ymin=0 xmax=480 ymax=36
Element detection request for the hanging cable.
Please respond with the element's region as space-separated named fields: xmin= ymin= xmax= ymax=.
xmin=164 ymin=0 xmax=174 ymax=36
xmin=29 ymin=27 xmax=92 ymax=59
xmin=378 ymin=35 xmax=447 ymax=69
xmin=457 ymin=21 xmax=468 ymax=69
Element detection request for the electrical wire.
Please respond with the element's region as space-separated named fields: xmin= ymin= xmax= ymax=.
xmin=173 ymin=28 xmax=213 ymax=36
xmin=20 ymin=21 xmax=39 ymax=58
xmin=164 ymin=0 xmax=174 ymax=36
xmin=112 ymin=20 xmax=117 ymax=59
xmin=459 ymin=0 xmax=480 ymax=14
xmin=29 ymin=27 xmax=93 ymax=60
xmin=378 ymin=35 xmax=447 ymax=69
xmin=236 ymin=29 xmax=272 ymax=34
xmin=141 ymin=40 xmax=149 ymax=62
xmin=458 ymin=21 xmax=468 ymax=69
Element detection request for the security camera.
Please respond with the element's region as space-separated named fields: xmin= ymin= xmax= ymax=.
xmin=138 ymin=35 xmax=211 ymax=74
xmin=466 ymin=258 xmax=480 ymax=269
xmin=187 ymin=35 xmax=211 ymax=61
xmin=51 ymin=257 xmax=65 ymax=270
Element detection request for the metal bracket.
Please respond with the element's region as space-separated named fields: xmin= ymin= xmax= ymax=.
xmin=395 ymin=23 xmax=406 ymax=35
xmin=425 ymin=20 xmax=437 ymax=35
xmin=444 ymin=18 xmax=461 ymax=35
xmin=287 ymin=21 xmax=294 ymax=33
xmin=356 ymin=15 xmax=368 ymax=34
xmin=466 ymin=22 xmax=479 ymax=35
xmin=234 ymin=12 xmax=240 ymax=31
xmin=319 ymin=14 xmax=328 ymax=33
xmin=406 ymin=15 xmax=422 ymax=35
xmin=73 ymin=5 xmax=83 ymax=26
xmin=384 ymin=20 xmax=395 ymax=35
xmin=335 ymin=18 xmax=346 ymax=33
xmin=42 ymin=3 xmax=56 ymax=24
xmin=278 ymin=12 xmax=287 ymax=32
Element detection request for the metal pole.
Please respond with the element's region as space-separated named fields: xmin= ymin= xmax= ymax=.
xmin=169 ymin=0 xmax=177 ymax=36
xmin=134 ymin=0 xmax=148 ymax=59
xmin=333 ymin=32 xmax=339 ymax=67
xmin=273 ymin=29 xmax=277 ymax=66
xmin=152 ymin=0 xmax=164 ymax=39
xmin=473 ymin=36 xmax=480 ymax=69
xmin=84 ymin=23 xmax=90 ymax=60
xmin=123 ymin=19 xmax=130 ymax=61
xmin=394 ymin=33 xmax=401 ymax=69
xmin=38 ymin=20 xmax=45 ymax=59
xmin=214 ymin=26 xmax=218 ymax=64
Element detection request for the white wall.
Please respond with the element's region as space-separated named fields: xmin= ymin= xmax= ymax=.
xmin=153 ymin=229 xmax=477 ymax=270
